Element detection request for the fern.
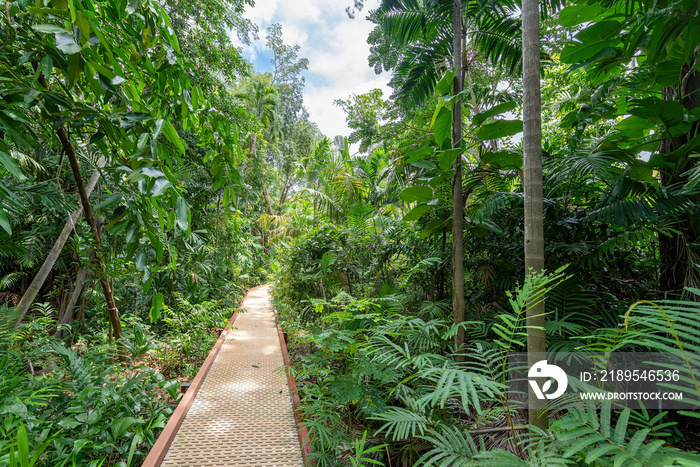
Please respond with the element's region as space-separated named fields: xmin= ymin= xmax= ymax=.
xmin=371 ymin=406 xmax=433 ymax=441
xmin=490 ymin=266 xmax=568 ymax=351
xmin=0 ymin=272 xmax=26 ymax=291
xmin=50 ymin=342 xmax=94 ymax=390
xmin=554 ymin=400 xmax=699 ymax=466
xmin=415 ymin=426 xmax=479 ymax=467
xmin=414 ymin=366 xmax=504 ymax=413
xmin=0 ymin=305 xmax=21 ymax=352
xmin=473 ymin=438 xmax=574 ymax=466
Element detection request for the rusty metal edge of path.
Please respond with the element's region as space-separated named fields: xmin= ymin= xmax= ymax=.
xmin=140 ymin=286 xmax=253 ymax=467
xmin=272 ymin=290 xmax=315 ymax=466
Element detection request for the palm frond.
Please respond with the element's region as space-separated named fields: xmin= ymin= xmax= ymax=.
xmin=416 ymin=426 xmax=479 ymax=467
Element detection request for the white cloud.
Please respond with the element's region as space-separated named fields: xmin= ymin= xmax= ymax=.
xmin=276 ymin=0 xmax=323 ymax=23
xmin=240 ymin=0 xmax=389 ymax=140
xmin=278 ymin=21 xmax=308 ymax=47
xmin=246 ymin=0 xmax=279 ymax=25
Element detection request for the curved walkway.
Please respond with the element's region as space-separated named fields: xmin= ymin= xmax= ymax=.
xmin=155 ymin=285 xmax=304 ymax=466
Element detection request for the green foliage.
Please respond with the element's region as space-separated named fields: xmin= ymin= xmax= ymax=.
xmin=553 ymin=401 xmax=698 ymax=466
xmin=153 ymin=295 xmax=234 ymax=378
xmin=0 ymin=309 xmax=176 ymax=466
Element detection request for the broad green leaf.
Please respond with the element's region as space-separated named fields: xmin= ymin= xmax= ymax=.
xmin=399 ymin=186 xmax=433 ymax=203
xmin=67 ymin=53 xmax=84 ymax=89
xmin=135 ymin=252 xmax=147 ymax=270
xmin=222 ymin=186 xmax=230 ymax=207
xmin=420 ymin=219 xmax=448 ymax=238
xmin=119 ymin=112 xmax=151 ymax=129
xmin=654 ymin=58 xmax=683 ymax=87
xmin=615 ymin=115 xmax=656 ymax=137
xmin=0 ymin=114 xmax=33 ymax=148
xmin=57 ymin=417 xmax=81 ymax=429
xmin=155 ymin=237 xmax=164 ymax=263
xmin=430 ymin=99 xmax=444 ymax=127
xmin=212 ymin=177 xmax=227 ymax=190
xmin=17 ymin=424 xmax=28 ymax=466
xmin=55 ymin=33 xmax=82 ymax=54
xmin=111 ymin=417 xmax=136 ymax=440
xmin=439 ymin=149 xmax=461 ymax=170
xmin=94 ymin=194 xmax=121 ymax=211
xmin=149 ymin=292 xmax=164 ymax=323
xmin=3 ymin=109 xmax=32 ymax=125
xmin=433 ymin=107 xmax=452 ymax=147
xmin=628 ymin=97 xmax=685 ymax=128
xmin=167 ymin=210 xmax=175 ymax=231
xmin=403 ymin=204 xmax=433 ymax=221
xmin=472 ymin=101 xmax=517 ymax=126
xmin=160 ymin=379 xmax=179 ymax=399
xmin=150 ymin=178 xmax=171 ymax=197
xmin=0 ymin=151 xmax=26 ymax=180
xmin=32 ymin=24 xmax=71 ymax=34
xmin=24 ymin=89 xmax=41 ymax=106
xmin=476 ymin=120 xmax=523 ymax=140
xmin=153 ymin=118 xmax=165 ymax=140
xmin=175 ymin=196 xmax=189 ymax=231
xmin=0 ymin=206 xmax=10 ymax=235
xmin=163 ymin=120 xmax=185 ymax=154
xmin=87 ymin=60 xmax=115 ymax=79
xmin=558 ymin=3 xmax=608 ymax=27
xmin=481 ymin=151 xmax=523 ymax=170
xmin=560 ymin=21 xmax=622 ymax=64
xmin=411 ymin=160 xmax=436 ymax=170
xmin=406 ymin=146 xmax=433 ymax=163
xmin=435 ymin=67 xmax=456 ymax=96
xmin=141 ymin=167 xmax=164 ymax=178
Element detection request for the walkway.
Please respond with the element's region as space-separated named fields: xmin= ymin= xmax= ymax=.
xmin=157 ymin=285 xmax=304 ymax=466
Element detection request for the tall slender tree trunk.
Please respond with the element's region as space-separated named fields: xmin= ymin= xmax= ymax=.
xmin=57 ymin=128 xmax=125 ymax=355
xmin=522 ymin=0 xmax=548 ymax=430
xmin=452 ymin=0 xmax=466 ymax=361
xmin=15 ymin=157 xmax=106 ymax=325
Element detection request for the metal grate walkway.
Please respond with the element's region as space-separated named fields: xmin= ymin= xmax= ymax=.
xmin=159 ymin=285 xmax=304 ymax=466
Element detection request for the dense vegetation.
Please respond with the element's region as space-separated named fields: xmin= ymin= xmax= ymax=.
xmin=1 ymin=0 xmax=700 ymax=465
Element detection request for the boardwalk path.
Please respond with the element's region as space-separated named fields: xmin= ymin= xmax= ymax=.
xmin=159 ymin=285 xmax=304 ymax=466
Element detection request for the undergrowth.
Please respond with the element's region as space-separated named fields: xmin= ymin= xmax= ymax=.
xmin=276 ymin=273 xmax=700 ymax=467
xmin=0 ymin=294 xmax=236 ymax=466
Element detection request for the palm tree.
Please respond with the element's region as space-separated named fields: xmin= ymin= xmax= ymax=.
xmin=235 ymin=78 xmax=279 ymax=157
xmin=451 ymin=0 xmax=466 ymax=360
xmin=522 ymin=0 xmax=547 ymax=430
xmin=372 ymin=0 xmax=523 ymax=110
xmin=235 ymin=78 xmax=279 ymax=215
xmin=371 ymin=0 xmax=522 ymax=357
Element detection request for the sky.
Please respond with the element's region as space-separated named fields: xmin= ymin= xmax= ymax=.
xmin=233 ymin=0 xmax=390 ymax=140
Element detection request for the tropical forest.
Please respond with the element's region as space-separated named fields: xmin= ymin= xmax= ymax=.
xmin=2 ymin=0 xmax=700 ymax=465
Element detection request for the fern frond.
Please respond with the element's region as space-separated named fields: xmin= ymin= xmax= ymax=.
xmin=416 ymin=426 xmax=479 ymax=467
xmin=50 ymin=342 xmax=94 ymax=390
xmin=415 ymin=366 xmax=503 ymax=413
xmin=554 ymin=400 xmax=699 ymax=466
xmin=370 ymin=406 xmax=432 ymax=441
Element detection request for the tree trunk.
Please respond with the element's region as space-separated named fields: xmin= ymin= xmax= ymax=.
xmin=54 ymin=267 xmax=91 ymax=339
xmin=522 ymin=0 xmax=548 ymax=430
xmin=452 ymin=0 xmax=466 ymax=362
xmin=14 ymin=157 xmax=106 ymax=325
xmin=279 ymin=176 xmax=292 ymax=208
xmin=262 ymin=188 xmax=274 ymax=215
xmin=57 ymin=127 xmax=125 ymax=355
